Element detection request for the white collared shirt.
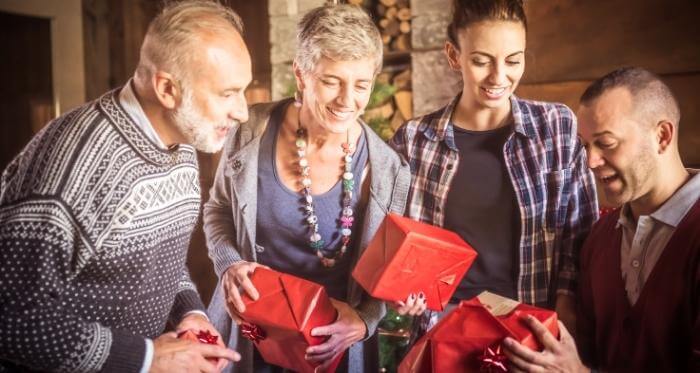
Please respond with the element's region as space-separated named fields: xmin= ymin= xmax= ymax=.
xmin=118 ymin=80 xmax=168 ymax=150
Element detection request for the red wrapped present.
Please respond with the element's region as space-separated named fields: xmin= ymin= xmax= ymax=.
xmin=352 ymin=213 xmax=477 ymax=311
xmin=177 ymin=329 xmax=220 ymax=364
xmin=234 ymin=268 xmax=343 ymax=373
xmin=399 ymin=292 xmax=560 ymax=373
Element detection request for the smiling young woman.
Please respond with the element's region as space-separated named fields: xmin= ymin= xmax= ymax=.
xmin=390 ymin=0 xmax=599 ymax=340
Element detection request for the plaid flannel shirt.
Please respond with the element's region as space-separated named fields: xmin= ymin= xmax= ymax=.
xmin=389 ymin=95 xmax=598 ymax=308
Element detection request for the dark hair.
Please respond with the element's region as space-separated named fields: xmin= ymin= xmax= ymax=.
xmin=447 ymin=0 xmax=527 ymax=46
xmin=580 ymin=67 xmax=681 ymax=126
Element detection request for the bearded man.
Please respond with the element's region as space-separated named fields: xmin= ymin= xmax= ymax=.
xmin=0 ymin=1 xmax=250 ymax=371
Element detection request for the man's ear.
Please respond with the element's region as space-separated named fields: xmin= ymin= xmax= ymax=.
xmin=656 ymin=120 xmax=675 ymax=154
xmin=152 ymin=71 xmax=180 ymax=110
xmin=444 ymin=41 xmax=462 ymax=72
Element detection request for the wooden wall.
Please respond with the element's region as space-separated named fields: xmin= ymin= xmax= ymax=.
xmin=516 ymin=0 xmax=700 ymax=167
xmin=0 ymin=11 xmax=53 ymax=171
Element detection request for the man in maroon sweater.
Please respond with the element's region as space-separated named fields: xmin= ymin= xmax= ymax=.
xmin=501 ymin=67 xmax=700 ymax=372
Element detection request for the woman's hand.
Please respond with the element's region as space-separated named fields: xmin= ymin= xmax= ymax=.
xmin=393 ymin=292 xmax=427 ymax=316
xmin=221 ymin=261 xmax=268 ymax=323
xmin=305 ymin=299 xmax=367 ymax=370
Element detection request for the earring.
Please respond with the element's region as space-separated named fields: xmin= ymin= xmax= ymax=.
xmin=294 ymin=91 xmax=302 ymax=108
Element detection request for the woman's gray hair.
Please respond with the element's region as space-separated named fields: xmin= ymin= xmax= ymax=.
xmin=137 ymin=0 xmax=244 ymax=84
xmin=295 ymin=4 xmax=383 ymax=75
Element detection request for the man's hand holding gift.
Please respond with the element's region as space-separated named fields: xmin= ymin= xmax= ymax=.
xmin=502 ymin=315 xmax=589 ymax=373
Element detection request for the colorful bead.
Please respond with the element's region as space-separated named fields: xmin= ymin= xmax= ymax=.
xmin=295 ymin=123 xmax=356 ymax=268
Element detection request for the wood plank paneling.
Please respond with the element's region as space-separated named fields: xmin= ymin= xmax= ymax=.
xmin=522 ymin=0 xmax=700 ymax=84
xmin=0 ymin=11 xmax=53 ymax=170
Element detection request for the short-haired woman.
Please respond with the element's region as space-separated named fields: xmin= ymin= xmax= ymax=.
xmin=205 ymin=5 xmax=410 ymax=372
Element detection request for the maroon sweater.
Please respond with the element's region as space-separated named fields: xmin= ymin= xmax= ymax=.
xmin=577 ymin=199 xmax=700 ymax=372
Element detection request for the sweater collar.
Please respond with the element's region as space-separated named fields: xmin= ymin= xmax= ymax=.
xmin=98 ymin=88 xmax=196 ymax=166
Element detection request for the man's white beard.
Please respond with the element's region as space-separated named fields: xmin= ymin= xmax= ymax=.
xmin=171 ymin=91 xmax=233 ymax=153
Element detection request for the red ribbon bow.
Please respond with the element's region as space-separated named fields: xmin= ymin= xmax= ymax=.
xmin=195 ymin=329 xmax=219 ymax=345
xmin=176 ymin=329 xmax=219 ymax=345
xmin=478 ymin=344 xmax=509 ymax=372
xmin=240 ymin=323 xmax=267 ymax=343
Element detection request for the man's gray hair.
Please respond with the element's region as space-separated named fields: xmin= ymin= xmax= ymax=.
xmin=295 ymin=4 xmax=383 ymax=75
xmin=137 ymin=0 xmax=244 ymax=84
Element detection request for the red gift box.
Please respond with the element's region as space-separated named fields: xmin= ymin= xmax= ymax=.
xmin=177 ymin=329 xmax=219 ymax=364
xmin=399 ymin=292 xmax=560 ymax=373
xmin=234 ymin=268 xmax=343 ymax=373
xmin=351 ymin=213 xmax=477 ymax=311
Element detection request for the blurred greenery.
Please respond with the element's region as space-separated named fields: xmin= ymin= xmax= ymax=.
xmin=366 ymin=81 xmax=397 ymax=110
xmin=379 ymin=308 xmax=413 ymax=372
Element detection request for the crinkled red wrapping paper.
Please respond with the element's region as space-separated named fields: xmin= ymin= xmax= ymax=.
xmin=352 ymin=213 xmax=478 ymax=311
xmin=234 ymin=268 xmax=343 ymax=373
xmin=398 ymin=297 xmax=559 ymax=373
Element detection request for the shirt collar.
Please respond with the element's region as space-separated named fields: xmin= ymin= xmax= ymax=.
xmin=119 ymin=79 xmax=167 ymax=149
xmin=616 ymin=204 xmax=636 ymax=230
xmin=617 ymin=169 xmax=700 ymax=229
xmin=651 ymin=169 xmax=700 ymax=227
xmin=425 ymin=94 xmax=534 ymax=150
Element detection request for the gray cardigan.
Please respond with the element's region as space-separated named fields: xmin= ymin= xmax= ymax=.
xmin=204 ymin=100 xmax=410 ymax=372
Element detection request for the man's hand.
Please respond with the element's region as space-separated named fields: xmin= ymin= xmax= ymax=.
xmin=305 ymin=299 xmax=367 ymax=371
xmin=150 ymin=332 xmax=240 ymax=373
xmin=221 ymin=261 xmax=268 ymax=322
xmin=176 ymin=313 xmax=231 ymax=372
xmin=502 ymin=315 xmax=589 ymax=373
xmin=393 ymin=292 xmax=427 ymax=316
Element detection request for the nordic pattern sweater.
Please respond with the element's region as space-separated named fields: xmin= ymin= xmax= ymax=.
xmin=0 ymin=90 xmax=205 ymax=372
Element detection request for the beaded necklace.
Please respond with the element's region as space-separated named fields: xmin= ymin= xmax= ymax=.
xmin=294 ymin=120 xmax=355 ymax=268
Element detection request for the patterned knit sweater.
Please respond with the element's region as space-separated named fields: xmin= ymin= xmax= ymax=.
xmin=0 ymin=90 xmax=205 ymax=372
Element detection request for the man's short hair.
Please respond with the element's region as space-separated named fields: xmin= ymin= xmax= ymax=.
xmin=580 ymin=67 xmax=681 ymax=127
xmin=139 ymin=0 xmax=244 ymax=84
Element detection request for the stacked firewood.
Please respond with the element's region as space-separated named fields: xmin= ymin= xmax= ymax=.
xmin=348 ymin=0 xmax=411 ymax=53
xmin=363 ymin=68 xmax=413 ymax=139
